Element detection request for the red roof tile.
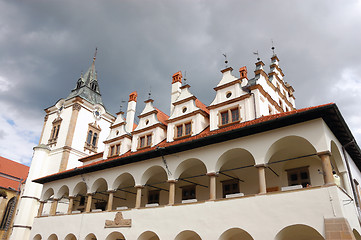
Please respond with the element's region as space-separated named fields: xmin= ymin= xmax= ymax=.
xmin=37 ymin=103 xmax=334 ymax=180
xmin=0 ymin=156 xmax=29 ymax=190
xmin=155 ymin=107 xmax=169 ymax=125
xmin=195 ymin=99 xmax=210 ymax=114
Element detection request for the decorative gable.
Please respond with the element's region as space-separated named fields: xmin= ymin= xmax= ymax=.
xmin=167 ymin=84 xmax=209 ymax=142
xmin=131 ymin=99 xmax=168 ymax=151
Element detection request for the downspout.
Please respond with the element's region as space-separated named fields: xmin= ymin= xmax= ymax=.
xmin=341 ymin=140 xmax=361 ymax=221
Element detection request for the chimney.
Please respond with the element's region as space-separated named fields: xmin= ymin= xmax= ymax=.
xmin=170 ymin=71 xmax=182 ymax=113
xmin=125 ymin=91 xmax=137 ymax=133
xmin=239 ymin=66 xmax=248 ymax=79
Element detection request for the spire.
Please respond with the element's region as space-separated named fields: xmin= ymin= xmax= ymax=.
xmin=66 ymin=49 xmax=104 ymax=107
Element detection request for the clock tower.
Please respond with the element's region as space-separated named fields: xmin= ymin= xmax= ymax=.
xmin=10 ymin=53 xmax=115 ymax=240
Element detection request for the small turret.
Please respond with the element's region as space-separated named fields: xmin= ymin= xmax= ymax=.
xmin=170 ymin=71 xmax=182 ymax=114
xmin=126 ymin=91 xmax=137 ymax=133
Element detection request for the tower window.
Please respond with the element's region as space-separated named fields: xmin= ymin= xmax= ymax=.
xmin=219 ymin=107 xmax=240 ymax=127
xmin=84 ymin=123 xmax=101 ymax=153
xmin=175 ymin=122 xmax=192 ymax=139
xmin=90 ymin=82 xmax=97 ymax=91
xmin=48 ymin=117 xmax=62 ymax=146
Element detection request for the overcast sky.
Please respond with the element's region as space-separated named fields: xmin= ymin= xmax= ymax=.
xmin=0 ymin=0 xmax=360 ymax=166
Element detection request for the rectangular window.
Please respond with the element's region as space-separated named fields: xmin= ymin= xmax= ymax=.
xmin=286 ymin=166 xmax=310 ymax=187
xmin=220 ymin=107 xmax=240 ymax=126
xmin=174 ymin=122 xmax=192 ymax=140
xmin=231 ymin=108 xmax=239 ymax=122
xmin=110 ymin=146 xmax=115 ymax=156
xmin=221 ymin=111 xmax=229 ymax=125
xmin=48 ymin=118 xmax=62 ymax=146
xmin=222 ymin=179 xmax=239 ymax=198
xmin=148 ymin=190 xmax=160 ymax=204
xmin=139 ymin=134 xmax=152 ymax=149
xmin=116 ymin=144 xmax=120 ymax=155
xmin=182 ymin=185 xmax=196 ymax=200
xmin=84 ymin=123 xmax=101 ymax=153
xmin=177 ymin=125 xmax=183 ymax=138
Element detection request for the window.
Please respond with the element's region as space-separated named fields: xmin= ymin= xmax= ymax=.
xmin=48 ymin=117 xmax=62 ymax=146
xmin=84 ymin=123 xmax=101 ymax=153
xmin=109 ymin=144 xmax=121 ymax=157
xmin=182 ymin=185 xmax=196 ymax=200
xmin=148 ymin=190 xmax=160 ymax=204
xmin=219 ymin=107 xmax=240 ymax=126
xmin=175 ymin=122 xmax=192 ymax=139
xmin=0 ymin=197 xmax=16 ymax=230
xmin=138 ymin=134 xmax=152 ymax=149
xmin=286 ymin=167 xmax=310 ymax=187
xmin=222 ymin=179 xmax=240 ymax=198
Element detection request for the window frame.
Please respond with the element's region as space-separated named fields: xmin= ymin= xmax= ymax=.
xmin=222 ymin=179 xmax=240 ymax=198
xmin=138 ymin=133 xmax=153 ymax=149
xmin=108 ymin=143 xmax=121 ymax=157
xmin=174 ymin=121 xmax=192 ymax=140
xmin=48 ymin=117 xmax=62 ymax=146
xmin=286 ymin=166 xmax=310 ymax=188
xmin=84 ymin=123 xmax=101 ymax=153
xmin=147 ymin=190 xmax=160 ymax=204
xmin=181 ymin=185 xmax=196 ymax=201
xmin=218 ymin=107 xmax=241 ymax=127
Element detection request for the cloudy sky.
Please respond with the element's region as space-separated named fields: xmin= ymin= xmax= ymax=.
xmin=0 ymin=0 xmax=360 ymax=166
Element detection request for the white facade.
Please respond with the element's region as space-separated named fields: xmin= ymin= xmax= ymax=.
xmin=10 ymin=54 xmax=361 ymax=240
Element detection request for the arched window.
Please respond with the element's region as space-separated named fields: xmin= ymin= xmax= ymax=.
xmin=92 ymin=133 xmax=98 ymax=146
xmin=90 ymin=82 xmax=97 ymax=91
xmin=76 ymin=79 xmax=82 ymax=89
xmin=0 ymin=197 xmax=16 ymax=230
xmin=87 ymin=130 xmax=93 ymax=144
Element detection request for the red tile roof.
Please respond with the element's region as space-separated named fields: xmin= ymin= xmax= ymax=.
xmin=0 ymin=156 xmax=29 ymax=190
xmin=37 ymin=103 xmax=335 ymax=181
xmin=195 ymin=99 xmax=210 ymax=114
xmin=155 ymin=107 xmax=169 ymax=125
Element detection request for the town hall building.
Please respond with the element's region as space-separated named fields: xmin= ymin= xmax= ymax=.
xmin=9 ymin=51 xmax=361 ymax=240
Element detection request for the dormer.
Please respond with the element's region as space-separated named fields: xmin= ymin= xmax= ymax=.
xmin=166 ymin=83 xmax=209 ymax=142
xmin=208 ymin=67 xmax=252 ymax=131
xmin=103 ymin=111 xmax=132 ymax=159
xmin=131 ymin=99 xmax=168 ymax=151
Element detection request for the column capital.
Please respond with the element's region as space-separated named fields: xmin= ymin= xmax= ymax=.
xmin=107 ymin=190 xmax=116 ymax=193
xmin=317 ymin=151 xmax=331 ymax=157
xmin=206 ymin=172 xmax=218 ymax=177
xmin=254 ymin=163 xmax=267 ymax=168
xmin=53 ymin=198 xmax=59 ymax=201
xmin=167 ymin=179 xmax=178 ymax=183
xmin=135 ymin=185 xmax=144 ymax=189
xmin=68 ymin=196 xmax=76 ymax=199
xmin=86 ymin=193 xmax=94 ymax=196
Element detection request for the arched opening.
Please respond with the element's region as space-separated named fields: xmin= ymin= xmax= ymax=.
xmin=216 ymin=149 xmax=257 ymax=198
xmin=137 ymin=231 xmax=160 ymax=240
xmin=174 ymin=230 xmax=202 ymax=240
xmin=330 ymin=141 xmax=349 ymax=191
xmin=174 ymin=159 xmax=208 ymax=204
xmin=218 ymin=228 xmax=254 ymax=240
xmin=90 ymin=178 xmax=109 ymax=212
xmin=41 ymin=188 xmax=55 ymax=216
xmin=84 ymin=233 xmax=97 ymax=240
xmin=112 ymin=173 xmax=136 ymax=210
xmin=71 ymin=182 xmax=87 ymax=213
xmin=141 ymin=166 xmax=169 ymax=207
xmin=47 ymin=234 xmax=58 ymax=240
xmin=105 ymin=231 xmax=126 ymax=240
xmin=275 ymin=224 xmax=324 ymax=240
xmin=33 ymin=234 xmax=42 ymax=240
xmin=354 ymin=229 xmax=361 ymax=240
xmin=0 ymin=197 xmax=16 ymax=230
xmin=265 ymin=136 xmax=322 ymax=192
xmin=64 ymin=233 xmax=77 ymax=240
xmin=55 ymin=185 xmax=70 ymax=215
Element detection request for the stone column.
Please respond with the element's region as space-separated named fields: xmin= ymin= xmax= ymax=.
xmin=85 ymin=193 xmax=93 ymax=213
xmin=318 ymin=151 xmax=335 ymax=185
xmin=256 ymin=164 xmax=267 ymax=194
xmin=106 ymin=191 xmax=115 ymax=211
xmin=37 ymin=201 xmax=45 ymax=217
xmin=67 ymin=196 xmax=74 ymax=214
xmin=49 ymin=199 xmax=58 ymax=216
xmin=207 ymin=172 xmax=218 ymax=200
xmin=135 ymin=186 xmax=144 ymax=209
xmin=168 ymin=180 xmax=177 ymax=205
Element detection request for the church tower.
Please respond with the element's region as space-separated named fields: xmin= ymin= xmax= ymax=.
xmin=10 ymin=51 xmax=115 ymax=240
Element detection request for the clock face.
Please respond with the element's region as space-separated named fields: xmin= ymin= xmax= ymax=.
xmin=93 ymin=108 xmax=102 ymax=120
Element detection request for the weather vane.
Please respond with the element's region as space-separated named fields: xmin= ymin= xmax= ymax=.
xmin=222 ymin=53 xmax=228 ymax=67
xmin=253 ymin=50 xmax=260 ymax=61
xmin=119 ymin=100 xmax=126 ymax=112
xmin=183 ymin=70 xmax=187 ymax=85
xmin=271 ymin=39 xmax=276 ymax=56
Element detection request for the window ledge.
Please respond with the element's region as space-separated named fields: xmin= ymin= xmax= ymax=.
xmin=137 ymin=145 xmax=151 ymax=150
xmin=174 ymin=134 xmax=192 ymax=141
xmin=218 ymin=120 xmax=240 ymax=129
